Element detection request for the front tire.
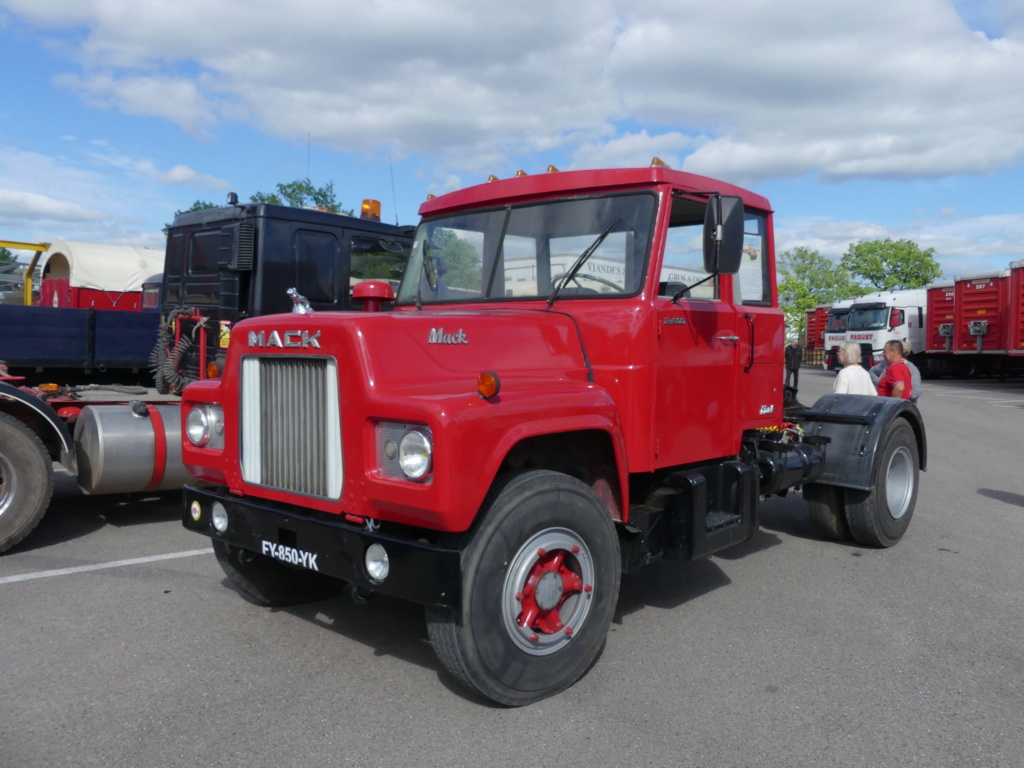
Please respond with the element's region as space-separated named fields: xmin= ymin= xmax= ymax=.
xmin=845 ymin=421 xmax=919 ymax=547
xmin=427 ymin=470 xmax=620 ymax=706
xmin=212 ymin=540 xmax=344 ymax=606
xmin=0 ymin=412 xmax=54 ymax=553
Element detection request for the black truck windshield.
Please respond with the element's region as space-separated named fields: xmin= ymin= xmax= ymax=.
xmin=396 ymin=193 xmax=655 ymax=305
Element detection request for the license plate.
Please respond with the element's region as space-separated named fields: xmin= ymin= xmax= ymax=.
xmin=261 ymin=540 xmax=319 ymax=571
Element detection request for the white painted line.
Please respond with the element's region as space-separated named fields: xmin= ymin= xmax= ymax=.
xmin=0 ymin=548 xmax=211 ymax=585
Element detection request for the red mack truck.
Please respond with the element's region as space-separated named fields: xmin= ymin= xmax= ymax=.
xmin=181 ymin=164 xmax=927 ymax=706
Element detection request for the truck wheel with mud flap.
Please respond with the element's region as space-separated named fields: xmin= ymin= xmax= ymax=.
xmin=212 ymin=540 xmax=344 ymax=606
xmin=803 ymin=483 xmax=851 ymax=541
xmin=845 ymin=420 xmax=919 ymax=547
xmin=426 ymin=470 xmax=620 ymax=706
xmin=0 ymin=412 xmax=54 ymax=553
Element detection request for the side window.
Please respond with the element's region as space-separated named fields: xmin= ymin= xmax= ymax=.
xmin=350 ymin=236 xmax=408 ymax=289
xmin=735 ymin=212 xmax=770 ymax=305
xmin=294 ymin=230 xmax=338 ymax=303
xmin=659 ymin=197 xmax=716 ymax=300
xmin=189 ymin=231 xmax=222 ymax=276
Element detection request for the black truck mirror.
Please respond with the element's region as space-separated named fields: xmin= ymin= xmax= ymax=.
xmin=703 ymin=195 xmax=744 ymax=275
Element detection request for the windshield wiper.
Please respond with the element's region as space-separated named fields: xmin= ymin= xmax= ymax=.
xmin=547 ymin=219 xmax=621 ymax=308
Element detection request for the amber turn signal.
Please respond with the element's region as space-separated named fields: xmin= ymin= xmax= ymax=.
xmin=477 ymin=370 xmax=501 ymax=399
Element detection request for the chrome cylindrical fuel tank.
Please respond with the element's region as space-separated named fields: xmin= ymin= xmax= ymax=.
xmin=74 ymin=404 xmax=192 ymax=494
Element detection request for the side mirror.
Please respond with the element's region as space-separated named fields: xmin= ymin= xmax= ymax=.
xmin=703 ymin=195 xmax=744 ymax=274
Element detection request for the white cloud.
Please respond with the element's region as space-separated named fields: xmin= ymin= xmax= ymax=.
xmin=157 ymin=164 xmax=230 ymax=190
xmin=0 ymin=188 xmax=105 ymax=224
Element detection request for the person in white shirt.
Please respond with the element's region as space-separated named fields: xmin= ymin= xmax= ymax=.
xmin=833 ymin=341 xmax=876 ymax=395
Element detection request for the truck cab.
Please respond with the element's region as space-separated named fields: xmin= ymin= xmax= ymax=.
xmin=156 ymin=200 xmax=413 ymax=392
xmin=846 ymin=289 xmax=927 ymax=367
xmin=181 ymin=165 xmax=925 ymax=706
xmin=822 ymin=298 xmax=854 ymax=370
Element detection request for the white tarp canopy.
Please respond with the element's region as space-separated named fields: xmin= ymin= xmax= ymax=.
xmin=40 ymin=239 xmax=164 ymax=293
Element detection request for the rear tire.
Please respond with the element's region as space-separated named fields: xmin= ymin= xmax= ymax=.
xmin=845 ymin=421 xmax=919 ymax=547
xmin=0 ymin=412 xmax=54 ymax=553
xmin=212 ymin=540 xmax=344 ymax=606
xmin=803 ymin=483 xmax=851 ymax=541
xmin=426 ymin=470 xmax=620 ymax=706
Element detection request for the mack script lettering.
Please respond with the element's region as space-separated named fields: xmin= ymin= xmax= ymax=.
xmin=428 ymin=327 xmax=468 ymax=345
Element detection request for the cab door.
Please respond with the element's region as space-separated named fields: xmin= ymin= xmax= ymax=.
xmin=652 ymin=199 xmax=739 ymax=467
xmin=654 ymin=287 xmax=739 ymax=466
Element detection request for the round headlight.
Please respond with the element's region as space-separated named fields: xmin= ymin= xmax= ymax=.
xmin=185 ymin=406 xmax=211 ymax=446
xmin=398 ymin=429 xmax=432 ymax=479
xmin=211 ymin=501 xmax=229 ymax=533
xmin=365 ymin=543 xmax=390 ymax=583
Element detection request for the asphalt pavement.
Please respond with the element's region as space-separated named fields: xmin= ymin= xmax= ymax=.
xmin=2 ymin=368 xmax=1022 ymax=768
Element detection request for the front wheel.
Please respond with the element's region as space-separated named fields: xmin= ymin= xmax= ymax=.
xmin=845 ymin=421 xmax=919 ymax=547
xmin=427 ymin=470 xmax=620 ymax=706
xmin=0 ymin=412 xmax=54 ymax=553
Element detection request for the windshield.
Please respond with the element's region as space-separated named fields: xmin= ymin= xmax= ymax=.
xmin=848 ymin=307 xmax=887 ymax=330
xmin=825 ymin=312 xmax=849 ymax=332
xmin=396 ymin=193 xmax=655 ymax=305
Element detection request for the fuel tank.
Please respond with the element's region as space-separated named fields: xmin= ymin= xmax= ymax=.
xmin=74 ymin=404 xmax=192 ymax=494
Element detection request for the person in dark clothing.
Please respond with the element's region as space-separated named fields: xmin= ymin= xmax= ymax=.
xmin=785 ymin=338 xmax=802 ymax=389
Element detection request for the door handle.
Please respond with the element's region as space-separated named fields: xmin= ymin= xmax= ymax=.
xmin=716 ymin=334 xmax=740 ymax=341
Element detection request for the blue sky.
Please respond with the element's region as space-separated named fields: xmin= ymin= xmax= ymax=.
xmin=1 ymin=0 xmax=1023 ymax=279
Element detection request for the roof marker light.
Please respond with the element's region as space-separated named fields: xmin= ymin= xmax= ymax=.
xmin=650 ymin=156 xmax=670 ymax=168
xmin=546 ymin=165 xmax=559 ymax=173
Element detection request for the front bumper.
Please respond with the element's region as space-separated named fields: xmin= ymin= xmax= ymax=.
xmin=182 ymin=485 xmax=462 ymax=607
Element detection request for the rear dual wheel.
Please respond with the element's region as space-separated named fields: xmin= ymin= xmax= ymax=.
xmin=803 ymin=420 xmax=919 ymax=548
xmin=427 ymin=470 xmax=620 ymax=706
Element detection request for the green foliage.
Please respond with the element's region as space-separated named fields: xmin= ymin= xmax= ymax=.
xmin=777 ymin=246 xmax=864 ymax=338
xmin=430 ymin=228 xmax=482 ymax=291
xmin=0 ymin=246 xmax=14 ymax=265
xmin=162 ymin=200 xmax=218 ymax=235
xmin=250 ymin=178 xmax=354 ymax=216
xmin=840 ymin=238 xmax=941 ymax=291
xmin=164 ymin=179 xmax=356 ymax=236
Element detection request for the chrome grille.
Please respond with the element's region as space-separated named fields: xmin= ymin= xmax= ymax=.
xmin=240 ymin=356 xmax=342 ymax=499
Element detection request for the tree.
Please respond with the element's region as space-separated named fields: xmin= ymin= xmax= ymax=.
xmin=250 ymin=178 xmax=353 ymax=215
xmin=163 ymin=179 xmax=355 ymax=235
xmin=162 ymin=200 xmax=217 ymax=235
xmin=0 ymin=246 xmax=15 ymax=265
xmin=840 ymin=238 xmax=941 ymax=291
xmin=777 ymin=246 xmax=864 ymax=339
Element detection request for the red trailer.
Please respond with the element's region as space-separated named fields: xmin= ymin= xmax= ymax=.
xmin=37 ymin=240 xmax=164 ymax=311
xmin=1009 ymin=261 xmax=1024 ymax=357
xmin=925 ymin=282 xmax=956 ymax=353
xmin=805 ymin=304 xmax=829 ymax=350
xmin=954 ymin=271 xmax=1011 ymax=355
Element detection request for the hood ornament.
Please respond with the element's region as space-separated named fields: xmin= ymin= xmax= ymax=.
xmin=287 ymin=287 xmax=313 ymax=314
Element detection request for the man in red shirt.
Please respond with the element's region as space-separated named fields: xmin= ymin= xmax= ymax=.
xmin=876 ymin=340 xmax=912 ymax=399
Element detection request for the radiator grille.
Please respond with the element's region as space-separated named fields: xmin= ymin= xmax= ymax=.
xmin=240 ymin=356 xmax=342 ymax=499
